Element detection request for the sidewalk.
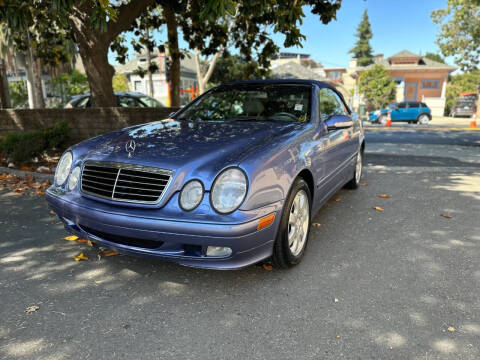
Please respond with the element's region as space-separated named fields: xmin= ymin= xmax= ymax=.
xmin=364 ymin=115 xmax=479 ymax=131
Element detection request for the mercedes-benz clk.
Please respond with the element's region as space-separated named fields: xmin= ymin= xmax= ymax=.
xmin=46 ymin=80 xmax=365 ymax=269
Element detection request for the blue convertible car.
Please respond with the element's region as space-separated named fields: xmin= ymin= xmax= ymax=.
xmin=46 ymin=80 xmax=365 ymax=269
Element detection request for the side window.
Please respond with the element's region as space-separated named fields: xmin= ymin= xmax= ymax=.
xmin=319 ymin=88 xmax=347 ymax=120
xmin=75 ymin=97 xmax=90 ymax=108
xmin=397 ymin=103 xmax=406 ymax=109
xmin=409 ymin=102 xmax=419 ymax=108
xmin=119 ymin=96 xmax=142 ymax=108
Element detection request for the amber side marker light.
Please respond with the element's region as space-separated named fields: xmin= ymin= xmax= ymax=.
xmin=257 ymin=214 xmax=275 ymax=230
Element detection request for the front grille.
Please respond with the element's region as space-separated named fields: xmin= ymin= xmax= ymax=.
xmin=81 ymin=161 xmax=172 ymax=204
xmin=79 ymin=224 xmax=164 ymax=249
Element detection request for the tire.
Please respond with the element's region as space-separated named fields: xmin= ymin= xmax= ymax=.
xmin=417 ymin=114 xmax=430 ymax=125
xmin=345 ymin=150 xmax=363 ymax=189
xmin=378 ymin=115 xmax=386 ymax=125
xmin=272 ymin=178 xmax=311 ymax=268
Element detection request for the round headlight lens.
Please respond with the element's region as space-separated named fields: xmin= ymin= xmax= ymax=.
xmin=68 ymin=166 xmax=81 ymax=191
xmin=179 ymin=180 xmax=204 ymax=211
xmin=55 ymin=151 xmax=72 ymax=186
xmin=211 ymin=168 xmax=247 ymax=214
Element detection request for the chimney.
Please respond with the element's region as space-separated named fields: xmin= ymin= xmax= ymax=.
xmin=375 ymin=54 xmax=384 ymax=63
xmin=349 ymin=58 xmax=358 ymax=68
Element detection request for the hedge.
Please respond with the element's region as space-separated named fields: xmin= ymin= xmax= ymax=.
xmin=0 ymin=121 xmax=71 ymax=163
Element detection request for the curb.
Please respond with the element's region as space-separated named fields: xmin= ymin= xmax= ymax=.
xmin=0 ymin=167 xmax=54 ymax=182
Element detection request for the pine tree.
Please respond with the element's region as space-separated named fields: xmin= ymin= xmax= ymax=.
xmin=349 ymin=10 xmax=374 ymax=66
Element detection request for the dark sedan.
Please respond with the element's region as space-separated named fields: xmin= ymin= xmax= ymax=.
xmin=47 ymin=80 xmax=365 ymax=269
xmin=450 ymin=98 xmax=477 ymax=118
xmin=65 ymin=92 xmax=165 ymax=108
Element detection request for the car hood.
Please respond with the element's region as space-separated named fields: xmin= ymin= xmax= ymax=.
xmin=77 ymin=119 xmax=300 ymax=184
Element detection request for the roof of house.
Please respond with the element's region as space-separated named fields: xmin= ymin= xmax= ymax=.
xmin=358 ymin=50 xmax=457 ymax=72
xmin=270 ymin=61 xmax=326 ymax=81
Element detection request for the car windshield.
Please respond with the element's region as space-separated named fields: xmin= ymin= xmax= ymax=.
xmin=177 ymin=84 xmax=312 ymax=123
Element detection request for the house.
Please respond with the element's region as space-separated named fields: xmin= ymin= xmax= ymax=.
xmin=345 ymin=50 xmax=457 ymax=116
xmin=115 ymin=49 xmax=198 ymax=106
xmin=324 ymin=68 xmax=347 ymax=84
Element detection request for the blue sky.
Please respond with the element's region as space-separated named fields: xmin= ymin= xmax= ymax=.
xmin=110 ymin=0 xmax=452 ymax=68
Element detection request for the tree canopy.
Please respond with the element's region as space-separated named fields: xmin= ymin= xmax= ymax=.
xmin=431 ymin=0 xmax=480 ymax=71
xmin=424 ymin=52 xmax=445 ymax=64
xmin=349 ymin=9 xmax=374 ymax=67
xmin=358 ymin=65 xmax=396 ymax=110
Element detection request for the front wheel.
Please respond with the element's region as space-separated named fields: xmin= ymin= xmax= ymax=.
xmin=345 ymin=150 xmax=363 ymax=189
xmin=272 ymin=178 xmax=311 ymax=268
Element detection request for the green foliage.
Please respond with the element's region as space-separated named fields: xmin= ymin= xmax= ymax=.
xmin=358 ymin=65 xmax=396 ymax=109
xmin=208 ymin=53 xmax=270 ymax=85
xmin=445 ymin=70 xmax=480 ymax=114
xmin=424 ymin=52 xmax=445 ymax=64
xmin=432 ymin=0 xmax=480 ymax=71
xmin=349 ymin=9 xmax=374 ymax=67
xmin=113 ymin=73 xmax=130 ymax=92
xmin=8 ymin=81 xmax=28 ymax=108
xmin=0 ymin=121 xmax=70 ymax=163
xmin=52 ymin=70 xmax=89 ymax=102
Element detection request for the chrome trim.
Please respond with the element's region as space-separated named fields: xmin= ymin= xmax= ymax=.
xmin=81 ymin=161 xmax=173 ymax=205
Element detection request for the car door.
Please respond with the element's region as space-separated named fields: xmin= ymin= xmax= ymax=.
xmin=391 ymin=102 xmax=407 ymax=121
xmin=315 ymin=87 xmax=353 ymax=200
xmin=406 ymin=102 xmax=420 ymax=120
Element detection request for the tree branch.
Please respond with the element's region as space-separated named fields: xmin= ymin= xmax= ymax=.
xmin=106 ymin=0 xmax=158 ymax=41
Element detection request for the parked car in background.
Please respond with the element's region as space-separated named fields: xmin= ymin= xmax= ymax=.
xmin=369 ymin=101 xmax=431 ymax=124
xmin=65 ymin=92 xmax=165 ymax=108
xmin=47 ymin=80 xmax=365 ymax=269
xmin=450 ymin=98 xmax=477 ymax=118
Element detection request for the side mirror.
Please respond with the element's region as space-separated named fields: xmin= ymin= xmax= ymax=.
xmin=325 ymin=115 xmax=353 ymax=131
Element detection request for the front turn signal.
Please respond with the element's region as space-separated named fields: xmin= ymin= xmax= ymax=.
xmin=257 ymin=214 xmax=275 ymax=230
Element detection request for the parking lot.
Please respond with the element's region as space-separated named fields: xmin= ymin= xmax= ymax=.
xmin=1 ymin=127 xmax=479 ymax=360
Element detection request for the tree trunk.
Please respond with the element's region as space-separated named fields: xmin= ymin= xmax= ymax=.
xmin=0 ymin=59 xmax=11 ymax=108
xmin=74 ymin=35 xmax=116 ymax=107
xmin=32 ymin=59 xmax=45 ymax=108
xmin=164 ymin=4 xmax=180 ymax=107
xmin=145 ymin=29 xmax=154 ymax=97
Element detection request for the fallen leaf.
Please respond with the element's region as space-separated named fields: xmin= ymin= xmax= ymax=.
xmin=334 ymin=198 xmax=341 ymax=202
xmin=440 ymin=214 xmax=452 ymax=219
xmin=64 ymin=235 xmax=78 ymax=241
xmin=334 ymin=298 xmax=339 ymax=303
xmin=76 ymin=238 xmax=89 ymax=244
xmin=25 ymin=305 xmax=39 ymax=314
xmin=378 ymin=194 xmax=390 ymax=198
xmin=372 ymin=206 xmax=384 ymax=212
xmin=361 ymin=183 xmax=368 ymax=186
xmin=98 ymin=249 xmax=118 ymax=257
xmin=312 ymin=222 xmax=321 ymax=227
xmin=263 ymin=264 xmax=273 ymax=271
xmin=335 ymin=334 xmax=340 ymax=339
xmin=73 ymin=252 xmax=88 ymax=261
xmin=87 ymin=240 xmax=95 ymax=247
xmin=448 ymin=326 xmax=455 ymax=332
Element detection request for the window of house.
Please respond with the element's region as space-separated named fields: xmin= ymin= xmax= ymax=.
xmin=421 ymin=80 xmax=440 ymax=89
xmin=134 ymin=81 xmax=143 ymax=92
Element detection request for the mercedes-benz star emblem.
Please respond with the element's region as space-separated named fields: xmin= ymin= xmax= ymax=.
xmin=125 ymin=139 xmax=136 ymax=158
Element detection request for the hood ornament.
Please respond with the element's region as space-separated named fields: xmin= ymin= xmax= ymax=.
xmin=125 ymin=139 xmax=136 ymax=158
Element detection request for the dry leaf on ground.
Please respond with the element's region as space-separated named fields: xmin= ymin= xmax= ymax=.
xmin=334 ymin=198 xmax=341 ymax=202
xmin=87 ymin=240 xmax=96 ymax=247
xmin=73 ymin=252 xmax=88 ymax=261
xmin=263 ymin=264 xmax=273 ymax=271
xmin=378 ymin=194 xmax=390 ymax=198
xmin=64 ymin=235 xmax=78 ymax=241
xmin=312 ymin=222 xmax=321 ymax=227
xmin=335 ymin=334 xmax=340 ymax=339
xmin=25 ymin=305 xmax=40 ymax=314
xmin=440 ymin=214 xmax=453 ymax=219
xmin=98 ymin=249 xmax=119 ymax=257
xmin=448 ymin=326 xmax=455 ymax=332
xmin=361 ymin=183 xmax=368 ymax=186
xmin=372 ymin=206 xmax=384 ymax=212
xmin=76 ymin=238 xmax=89 ymax=244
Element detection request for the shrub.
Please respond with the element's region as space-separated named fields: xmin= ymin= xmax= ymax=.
xmin=0 ymin=121 xmax=71 ymax=163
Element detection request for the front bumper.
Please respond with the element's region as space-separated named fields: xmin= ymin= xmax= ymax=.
xmin=46 ymin=189 xmax=282 ymax=270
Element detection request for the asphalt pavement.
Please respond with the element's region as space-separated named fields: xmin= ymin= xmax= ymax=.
xmin=1 ymin=127 xmax=479 ymax=360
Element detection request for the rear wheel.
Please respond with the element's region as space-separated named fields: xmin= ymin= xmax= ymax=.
xmin=378 ymin=115 xmax=386 ymax=125
xmin=417 ymin=114 xmax=430 ymax=124
xmin=272 ymin=178 xmax=311 ymax=268
xmin=345 ymin=150 xmax=363 ymax=189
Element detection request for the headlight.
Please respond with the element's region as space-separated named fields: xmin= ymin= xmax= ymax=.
xmin=55 ymin=151 xmax=72 ymax=186
xmin=68 ymin=166 xmax=81 ymax=191
xmin=211 ymin=168 xmax=247 ymax=214
xmin=179 ymin=180 xmax=204 ymax=211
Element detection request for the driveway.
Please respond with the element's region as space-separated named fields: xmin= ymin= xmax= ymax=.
xmin=1 ymin=128 xmax=479 ymax=360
